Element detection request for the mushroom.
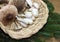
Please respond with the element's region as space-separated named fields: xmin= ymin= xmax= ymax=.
xmin=9 ymin=0 xmax=26 ymax=12
xmin=31 ymin=16 xmax=35 ymax=21
xmin=29 ymin=7 xmax=39 ymax=17
xmin=0 ymin=0 xmax=9 ymax=9
xmin=25 ymin=12 xmax=32 ymax=18
xmin=17 ymin=12 xmax=32 ymax=18
xmin=20 ymin=22 xmax=27 ymax=28
xmin=0 ymin=0 xmax=9 ymax=4
xmin=32 ymin=8 xmax=38 ymax=17
xmin=16 ymin=16 xmax=33 ymax=25
xmin=26 ymin=0 xmax=32 ymax=7
xmin=33 ymin=2 xmax=39 ymax=9
xmin=24 ymin=12 xmax=36 ymax=21
xmin=0 ymin=5 xmax=18 ymax=26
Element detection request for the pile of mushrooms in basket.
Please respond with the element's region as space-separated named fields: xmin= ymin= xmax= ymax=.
xmin=0 ymin=0 xmax=49 ymax=39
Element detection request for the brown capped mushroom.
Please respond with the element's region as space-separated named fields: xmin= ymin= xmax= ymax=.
xmin=0 ymin=0 xmax=9 ymax=9
xmin=9 ymin=0 xmax=26 ymax=12
xmin=0 ymin=5 xmax=18 ymax=26
xmin=0 ymin=0 xmax=9 ymax=4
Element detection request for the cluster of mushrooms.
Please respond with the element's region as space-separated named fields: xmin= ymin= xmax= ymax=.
xmin=0 ymin=0 xmax=40 ymax=30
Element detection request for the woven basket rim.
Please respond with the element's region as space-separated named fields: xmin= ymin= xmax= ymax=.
xmin=0 ymin=0 xmax=49 ymax=39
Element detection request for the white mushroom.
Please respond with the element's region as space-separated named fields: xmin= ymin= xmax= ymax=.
xmin=17 ymin=12 xmax=33 ymax=18
xmin=16 ymin=16 xmax=28 ymax=28
xmin=31 ymin=16 xmax=35 ymax=21
xmin=16 ymin=16 xmax=29 ymax=24
xmin=21 ymin=18 xmax=33 ymax=25
xmin=20 ymin=18 xmax=29 ymax=24
xmin=25 ymin=12 xmax=32 ymax=18
xmin=16 ymin=16 xmax=33 ymax=25
xmin=15 ymin=22 xmax=22 ymax=30
xmin=33 ymin=2 xmax=39 ymax=9
xmin=27 ymin=19 xmax=33 ymax=24
xmin=26 ymin=0 xmax=32 ymax=7
xmin=20 ymin=22 xmax=27 ymax=28
xmin=29 ymin=7 xmax=39 ymax=17
xmin=31 ymin=7 xmax=39 ymax=17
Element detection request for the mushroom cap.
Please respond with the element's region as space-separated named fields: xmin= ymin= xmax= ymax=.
xmin=9 ymin=0 xmax=26 ymax=12
xmin=0 ymin=5 xmax=18 ymax=26
xmin=0 ymin=0 xmax=9 ymax=9
xmin=0 ymin=0 xmax=9 ymax=4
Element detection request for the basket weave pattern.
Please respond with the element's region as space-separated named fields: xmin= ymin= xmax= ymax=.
xmin=0 ymin=0 xmax=49 ymax=39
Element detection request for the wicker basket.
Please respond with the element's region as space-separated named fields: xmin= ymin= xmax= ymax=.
xmin=0 ymin=0 xmax=49 ymax=39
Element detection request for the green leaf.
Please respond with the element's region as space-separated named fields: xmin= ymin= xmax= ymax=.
xmin=30 ymin=36 xmax=42 ymax=42
xmin=43 ymin=0 xmax=54 ymax=12
xmin=54 ymin=31 xmax=60 ymax=38
xmin=37 ymin=32 xmax=52 ymax=38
